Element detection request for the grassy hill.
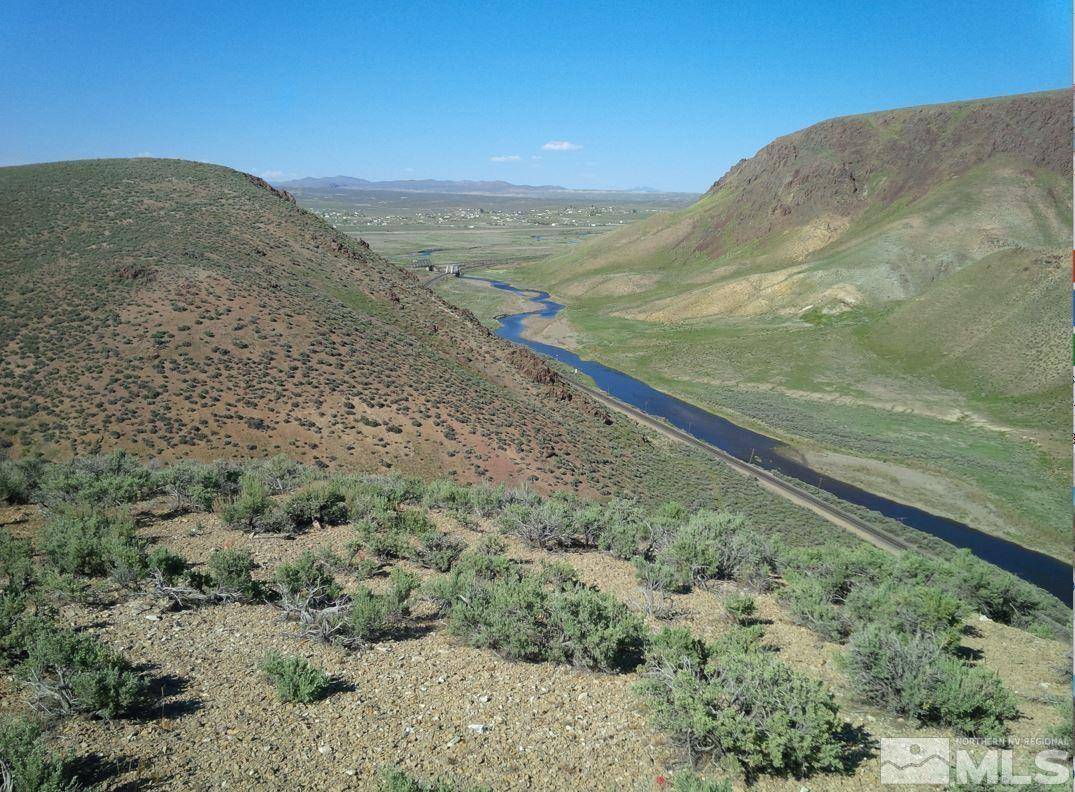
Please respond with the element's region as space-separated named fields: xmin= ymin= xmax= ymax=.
xmin=0 ymin=158 xmax=752 ymax=507
xmin=506 ymin=90 xmax=1071 ymax=558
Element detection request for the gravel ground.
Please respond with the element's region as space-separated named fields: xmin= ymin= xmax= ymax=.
xmin=3 ymin=504 xmax=1068 ymax=790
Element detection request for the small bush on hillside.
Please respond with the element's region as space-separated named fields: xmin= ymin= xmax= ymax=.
xmin=634 ymin=556 xmax=690 ymax=595
xmin=350 ymin=506 xmax=435 ymax=563
xmin=0 ymin=456 xmax=47 ymax=505
xmin=17 ymin=628 xmax=150 ymax=718
xmin=448 ymin=573 xmax=645 ymax=671
xmin=37 ymin=452 xmax=154 ymax=508
xmin=146 ymin=547 xmax=189 ymax=585
xmin=667 ymin=773 xmax=733 ymax=792
xmin=207 ymin=549 xmax=262 ymax=601
xmin=724 ymin=593 xmax=756 ymax=625
xmin=1046 ymin=698 xmax=1072 ymax=751
xmin=423 ymin=541 xmax=515 ymax=617
xmin=380 ymin=767 xmax=490 ymax=792
xmin=38 ymin=508 xmax=147 ymax=583
xmin=843 ymin=625 xmax=1017 ymax=737
xmin=899 ymin=550 xmax=1052 ymax=629
xmin=420 ymin=479 xmax=475 ymax=515
xmin=464 ymin=482 xmax=509 ymax=518
xmin=0 ymin=529 xmax=36 ymax=590
xmin=636 ymin=627 xmax=845 ymax=777
xmin=412 ymin=531 xmax=465 ymax=572
xmin=272 ymin=552 xmax=342 ymax=605
xmin=220 ymin=476 xmax=289 ymax=535
xmin=844 ymin=582 xmax=965 ymax=649
xmin=155 ymin=459 xmax=219 ymax=512
xmin=653 ymin=511 xmax=775 ymax=593
xmin=0 ymin=715 xmax=79 ymax=791
xmin=498 ymin=498 xmax=576 ymax=549
xmin=0 ymin=591 xmax=54 ymax=667
xmin=248 ymin=455 xmax=308 ymax=494
xmin=546 ymin=585 xmax=646 ymax=670
xmin=386 ymin=567 xmax=419 ymax=618
xmin=711 ymin=624 xmax=767 ymax=655
xmin=345 ymin=587 xmax=390 ymax=645
xmin=585 ymin=498 xmax=651 ymax=557
xmin=538 ymin=559 xmax=579 ymax=588
xmin=260 ymin=652 xmax=331 ymax=703
xmin=284 ymin=481 xmax=348 ymax=529
xmin=779 ymin=574 xmax=851 ymax=641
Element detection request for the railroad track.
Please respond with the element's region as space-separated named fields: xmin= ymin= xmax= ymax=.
xmin=569 ymin=379 xmax=913 ymax=555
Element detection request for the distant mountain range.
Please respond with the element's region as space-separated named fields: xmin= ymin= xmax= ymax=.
xmin=279 ymin=175 xmax=679 ymax=196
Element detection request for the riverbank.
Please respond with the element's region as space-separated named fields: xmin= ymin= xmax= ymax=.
xmin=435 ymin=273 xmax=1071 ymax=603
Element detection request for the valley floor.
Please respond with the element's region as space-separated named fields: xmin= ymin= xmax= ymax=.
xmin=434 ymin=271 xmax=1069 ymax=562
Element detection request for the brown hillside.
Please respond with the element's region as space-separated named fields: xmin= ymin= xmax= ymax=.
xmin=0 ymin=159 xmax=702 ymax=497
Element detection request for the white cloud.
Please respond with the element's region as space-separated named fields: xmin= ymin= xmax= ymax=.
xmin=490 ymin=154 xmax=521 ymax=162
xmin=541 ymin=140 xmax=582 ymax=151
xmin=260 ymin=169 xmax=288 ymax=181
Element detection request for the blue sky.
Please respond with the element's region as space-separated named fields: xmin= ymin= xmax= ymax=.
xmin=1 ymin=1 xmax=1069 ymax=192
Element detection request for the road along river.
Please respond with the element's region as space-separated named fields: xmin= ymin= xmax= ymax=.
xmin=470 ymin=276 xmax=1071 ymax=603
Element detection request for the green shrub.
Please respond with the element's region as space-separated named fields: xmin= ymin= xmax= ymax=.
xmin=38 ymin=508 xmax=146 ymax=582
xmin=1046 ymin=697 xmax=1072 ymax=751
xmin=711 ymin=624 xmax=767 ymax=655
xmin=423 ymin=539 xmax=515 ymax=617
xmin=656 ymin=511 xmax=775 ymax=591
xmin=587 ymin=498 xmax=651 ymax=557
xmin=0 ymin=456 xmax=46 ymax=505
xmin=17 ymin=628 xmax=150 ymax=718
xmin=386 ymin=567 xmax=419 ymax=618
xmin=448 ymin=574 xmax=645 ymax=671
xmin=668 ymin=773 xmax=732 ymax=792
xmin=207 ymin=549 xmax=261 ymax=600
xmin=346 ymin=586 xmax=390 ymax=645
xmin=843 ymin=625 xmax=1017 ymax=737
xmin=0 ymin=591 xmax=52 ymax=666
xmin=498 ymin=498 xmax=576 ymax=549
xmin=779 ymin=574 xmax=851 ymax=642
xmin=546 ymin=585 xmax=646 ymax=671
xmin=272 ymin=552 xmax=341 ymax=604
xmin=260 ymin=652 xmax=331 ymax=703
xmin=350 ymin=507 xmax=434 ymax=563
xmin=636 ymin=627 xmax=845 ymax=777
xmin=421 ymin=479 xmax=476 ymax=514
xmin=844 ymin=582 xmax=965 ymax=649
xmin=146 ymin=547 xmax=189 ymax=584
xmin=0 ymin=715 xmax=79 ymax=791
xmin=155 ymin=459 xmax=219 ymax=512
xmin=449 ymin=574 xmax=550 ymax=662
xmin=464 ymin=482 xmax=508 ymax=517
xmin=0 ymin=528 xmax=35 ymax=590
xmin=221 ymin=476 xmax=288 ymax=534
xmin=380 ymin=767 xmax=490 ymax=792
xmin=37 ymin=453 xmax=154 ymax=507
xmin=724 ymin=593 xmax=756 ymax=625
xmin=538 ymin=559 xmax=579 ymax=588
xmin=284 ymin=481 xmax=348 ymax=529
xmin=248 ymin=455 xmax=308 ymax=494
xmin=412 ymin=531 xmax=465 ymax=572
xmin=633 ymin=557 xmax=690 ymax=594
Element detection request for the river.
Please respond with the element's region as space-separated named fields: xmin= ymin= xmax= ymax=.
xmin=472 ymin=276 xmax=1072 ymax=604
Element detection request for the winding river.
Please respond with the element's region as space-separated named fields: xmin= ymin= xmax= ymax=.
xmin=471 ymin=276 xmax=1072 ymax=603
